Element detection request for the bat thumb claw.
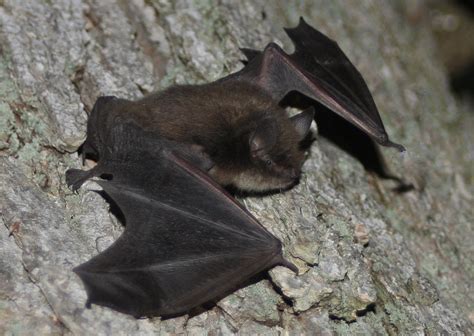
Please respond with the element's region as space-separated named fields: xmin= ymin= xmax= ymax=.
xmin=385 ymin=140 xmax=406 ymax=152
xmin=278 ymin=257 xmax=299 ymax=275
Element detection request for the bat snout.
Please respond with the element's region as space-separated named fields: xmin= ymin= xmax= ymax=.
xmin=288 ymin=168 xmax=301 ymax=179
xmin=280 ymin=173 xmax=301 ymax=190
xmin=279 ymin=167 xmax=301 ymax=180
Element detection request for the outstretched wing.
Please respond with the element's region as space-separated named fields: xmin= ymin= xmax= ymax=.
xmin=225 ymin=17 xmax=404 ymax=151
xmin=70 ymin=123 xmax=295 ymax=318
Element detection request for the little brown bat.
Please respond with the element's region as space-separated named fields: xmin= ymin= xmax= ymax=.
xmin=67 ymin=18 xmax=404 ymax=318
xmin=79 ymin=82 xmax=314 ymax=193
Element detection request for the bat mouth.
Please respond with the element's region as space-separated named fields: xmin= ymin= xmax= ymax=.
xmin=267 ymin=176 xmax=301 ymax=194
xmin=262 ymin=177 xmax=300 ymax=195
xmin=285 ymin=180 xmax=299 ymax=192
xmin=282 ymin=175 xmax=300 ymax=188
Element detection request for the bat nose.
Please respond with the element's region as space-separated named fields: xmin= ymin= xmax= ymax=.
xmin=289 ymin=168 xmax=301 ymax=179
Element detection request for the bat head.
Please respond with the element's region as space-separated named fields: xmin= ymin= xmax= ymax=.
xmin=220 ymin=107 xmax=314 ymax=192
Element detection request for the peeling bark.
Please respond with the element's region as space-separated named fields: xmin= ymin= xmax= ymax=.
xmin=0 ymin=0 xmax=472 ymax=334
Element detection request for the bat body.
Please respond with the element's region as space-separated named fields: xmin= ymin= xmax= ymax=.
xmin=68 ymin=18 xmax=405 ymax=317
xmin=80 ymin=82 xmax=314 ymax=193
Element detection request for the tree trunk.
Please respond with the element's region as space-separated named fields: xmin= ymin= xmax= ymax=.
xmin=1 ymin=0 xmax=472 ymax=334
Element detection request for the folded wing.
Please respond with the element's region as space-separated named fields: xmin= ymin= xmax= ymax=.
xmin=70 ymin=123 xmax=295 ymax=318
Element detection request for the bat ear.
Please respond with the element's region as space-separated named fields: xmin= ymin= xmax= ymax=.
xmin=290 ymin=107 xmax=314 ymax=140
xmin=249 ymin=119 xmax=278 ymax=158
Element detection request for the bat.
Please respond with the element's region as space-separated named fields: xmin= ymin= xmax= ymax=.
xmin=68 ymin=121 xmax=297 ymax=318
xmin=67 ymin=18 xmax=405 ymax=317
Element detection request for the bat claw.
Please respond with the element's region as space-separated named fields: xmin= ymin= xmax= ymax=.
xmin=278 ymin=256 xmax=299 ymax=275
xmin=66 ymin=168 xmax=94 ymax=192
xmin=384 ymin=140 xmax=406 ymax=152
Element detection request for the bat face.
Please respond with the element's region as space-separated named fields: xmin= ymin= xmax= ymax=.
xmin=215 ymin=143 xmax=303 ymax=192
xmin=207 ymin=104 xmax=314 ymax=192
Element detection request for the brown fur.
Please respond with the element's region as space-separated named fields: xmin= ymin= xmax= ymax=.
xmin=95 ymin=81 xmax=309 ymax=192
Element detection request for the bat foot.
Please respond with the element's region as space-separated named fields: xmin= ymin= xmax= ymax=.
xmin=66 ymin=168 xmax=93 ymax=192
xmin=79 ymin=139 xmax=99 ymax=164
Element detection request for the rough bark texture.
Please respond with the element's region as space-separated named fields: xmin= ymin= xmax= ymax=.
xmin=1 ymin=0 xmax=473 ymax=335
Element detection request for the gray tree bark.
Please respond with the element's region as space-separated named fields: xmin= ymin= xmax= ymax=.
xmin=0 ymin=0 xmax=473 ymax=335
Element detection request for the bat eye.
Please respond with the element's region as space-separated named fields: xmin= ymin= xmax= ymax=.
xmin=265 ymin=159 xmax=273 ymax=166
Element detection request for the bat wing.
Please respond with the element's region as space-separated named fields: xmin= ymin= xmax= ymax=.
xmin=71 ymin=124 xmax=295 ymax=318
xmin=227 ymin=18 xmax=404 ymax=151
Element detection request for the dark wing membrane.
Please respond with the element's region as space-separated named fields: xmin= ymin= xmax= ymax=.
xmin=226 ymin=18 xmax=404 ymax=151
xmin=73 ymin=127 xmax=294 ymax=317
xmin=285 ymin=18 xmax=382 ymax=130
